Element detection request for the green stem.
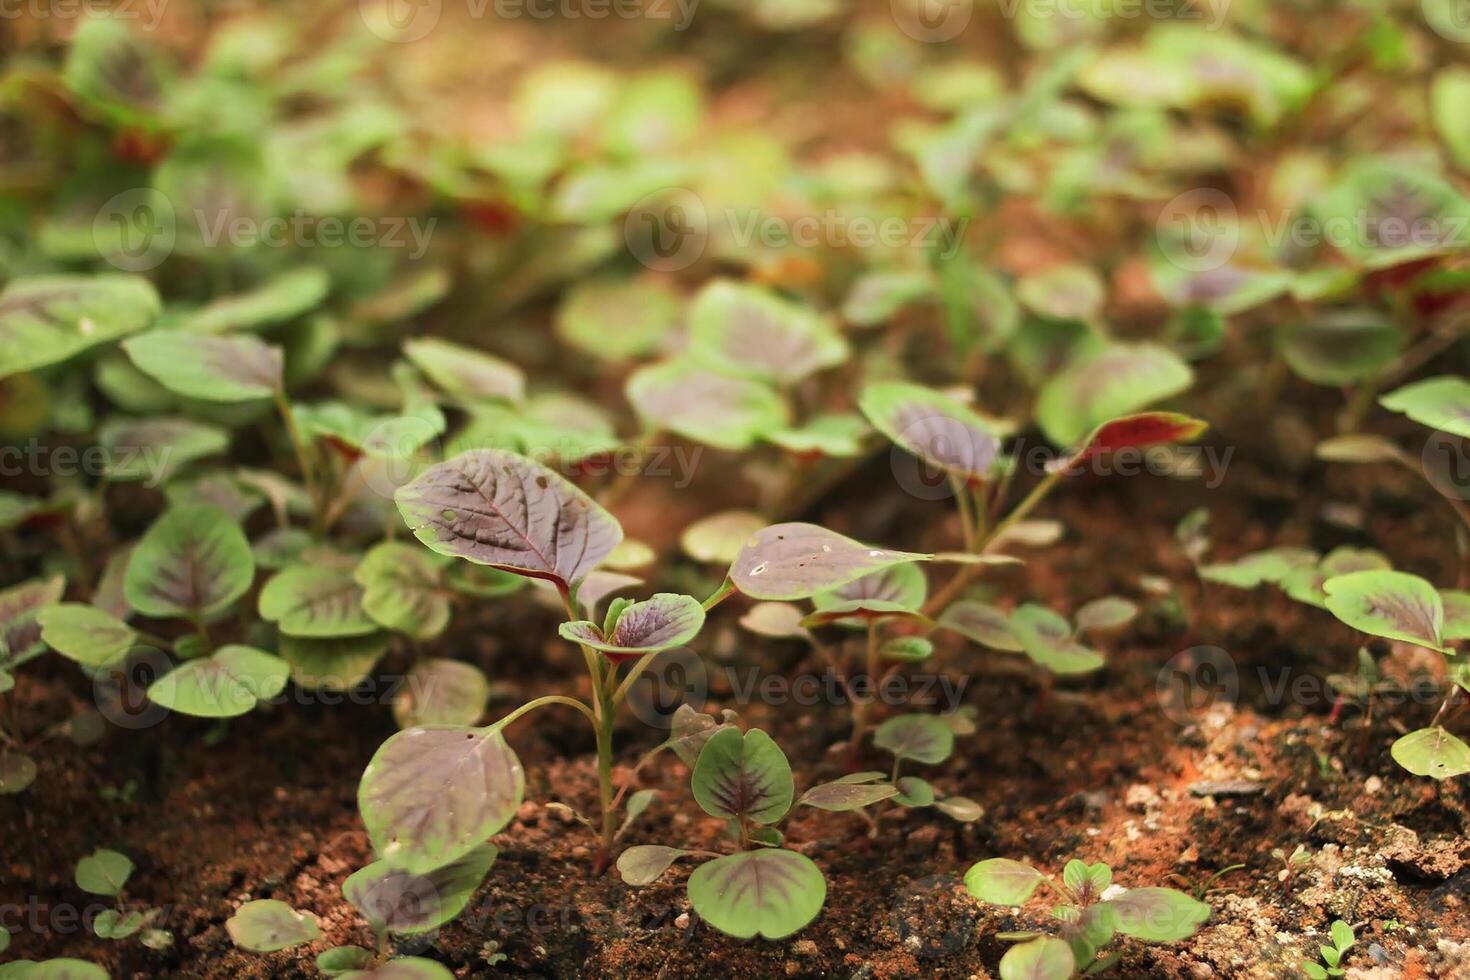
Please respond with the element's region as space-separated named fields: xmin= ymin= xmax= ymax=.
xmin=702 ymin=579 xmax=737 ymax=611
xmin=488 ymin=694 xmax=597 ymax=731
xmin=273 ymin=388 xmax=324 ymax=537
xmin=980 ymin=467 xmax=1066 ymax=553
xmin=595 ymin=708 xmax=616 ymax=853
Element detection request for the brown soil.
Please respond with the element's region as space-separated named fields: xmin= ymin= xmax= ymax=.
xmin=7 ymin=433 xmax=1470 ymax=979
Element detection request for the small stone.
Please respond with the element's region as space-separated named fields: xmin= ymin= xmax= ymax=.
xmin=793 ymin=940 xmax=819 ymax=957
xmin=675 ymin=912 xmax=691 ymax=929
xmin=1363 ymin=776 xmax=1383 ymax=795
xmin=1188 ymin=779 xmax=1263 ymax=798
xmin=517 ymin=801 xmax=540 ymax=821
xmin=570 ymin=845 xmax=590 ymax=860
xmin=1125 ymin=784 xmax=1158 ymax=810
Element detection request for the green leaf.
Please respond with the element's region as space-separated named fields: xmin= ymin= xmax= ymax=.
xmin=859 ymin=381 xmax=1006 ymax=482
xmin=1315 ymin=434 xmax=1406 ymax=466
xmin=809 ymin=563 xmax=928 ymax=628
xmin=0 ymin=752 xmax=37 ymax=794
xmin=626 ymin=359 xmax=789 ymax=451
xmin=97 ymin=416 xmax=230 ymax=484
xmin=616 ymin=844 xmax=695 ymax=886
xmin=1380 ymin=376 xmax=1470 ymax=438
xmin=998 ymin=937 xmax=1075 ymax=980
xmin=842 ymin=270 xmax=936 ymax=327
xmin=1391 ymin=726 xmax=1470 ymax=779
xmin=964 ymin=858 xmax=1045 ymax=905
xmin=935 ymin=795 xmax=984 ymax=822
xmin=894 ymin=776 xmax=936 ymax=807
xmin=1106 ymin=887 xmax=1210 ymax=941
xmin=148 ymin=645 xmax=289 ymax=718
xmin=559 ymin=593 xmax=705 ymax=663
xmin=691 ymin=727 xmax=794 ymax=824
xmin=1074 ymin=597 xmax=1137 ymax=632
xmin=874 ymin=714 xmax=955 ymax=765
xmin=1016 ymin=264 xmax=1105 ymax=322
xmin=765 ymin=413 xmax=871 ymax=458
xmin=881 ymin=636 xmax=935 ymax=662
xmin=1282 ymin=547 xmax=1391 ymax=609
xmin=39 ymin=604 xmax=136 ymax=667
xmin=167 ymin=267 xmax=330 ymax=334
xmin=402 ymin=337 xmax=525 ymax=405
xmin=1009 ymin=604 xmax=1104 ymax=674
xmin=1303 ymin=963 xmax=1329 ymax=980
xmin=555 ymin=277 xmax=681 ymax=362
xmin=225 ymin=899 xmax=320 ymax=952
xmin=0 ymin=575 xmax=66 ymax=667
xmin=1200 ymin=548 xmax=1319 ymax=589
xmin=21 ymin=959 xmax=111 ymax=980
xmin=739 ymin=602 xmax=810 ymax=639
xmin=92 ymin=909 xmax=144 ymax=940
xmin=124 ymin=505 xmax=254 ymax=620
xmin=1035 ymin=343 xmax=1193 ymax=446
xmin=1432 ymin=67 xmax=1470 ymax=171
xmin=1063 ymin=859 xmax=1111 ymax=897
xmin=1309 ymin=160 xmax=1470 ymax=270
xmin=343 ymin=844 xmax=497 ymax=934
xmin=63 ymin=14 xmax=168 ymax=126
xmin=122 ymin=331 xmax=283 ymax=402
xmin=74 ymin=848 xmax=133 ymax=895
xmin=316 ymin=945 xmax=374 ymax=976
xmin=681 ymin=511 xmax=767 ymax=565
xmin=938 ymin=600 xmax=1023 ymax=652
xmin=279 ymin=633 xmax=390 ymax=691
xmin=1442 ymin=590 xmax=1470 ymax=641
xmin=1330 ymin=919 xmax=1355 ymax=952
xmin=395 ymin=449 xmax=623 ymax=590
xmin=799 ymin=779 xmax=900 ymax=811
xmin=295 ymin=401 xmax=446 ymax=462
xmin=1279 ymin=311 xmax=1403 ymax=387
xmin=358 ymin=726 xmax=524 ymax=874
xmin=356 ymin=543 xmax=450 ymax=640
xmin=334 ymin=957 xmax=452 ymax=979
xmin=0 ymin=275 xmax=160 ymax=380
xmin=728 ymin=522 xmax=929 ymax=601
xmin=687 ymin=849 xmax=826 ymax=940
xmin=1323 ymin=570 xmax=1446 ymax=652
xmin=259 ymin=564 xmax=376 ymax=638
xmin=392 ymin=659 xmax=489 ymax=729
xmin=687 ymin=280 xmax=847 ymax=385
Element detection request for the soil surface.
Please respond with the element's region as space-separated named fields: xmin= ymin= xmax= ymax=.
xmin=7 ymin=432 xmax=1470 ymax=978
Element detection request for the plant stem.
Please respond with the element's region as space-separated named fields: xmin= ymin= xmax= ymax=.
xmin=848 ymin=621 xmax=880 ymax=769
xmin=273 ymin=389 xmax=323 ymax=537
xmin=489 ymin=694 xmax=597 ymax=731
xmin=951 ymin=475 xmax=977 ymax=552
xmin=702 ymin=579 xmax=737 ymax=611
xmin=560 ymin=585 xmax=620 ymax=870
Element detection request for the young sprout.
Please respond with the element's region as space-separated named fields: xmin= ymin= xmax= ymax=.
xmin=1272 ymin=844 xmax=1312 ymax=899
xmin=617 ymin=727 xmax=827 ymax=940
xmin=355 ymin=448 xmax=715 ymax=881
xmin=964 ymin=855 xmax=1209 ymax=978
xmin=1302 ymin=920 xmax=1356 ymax=979
xmin=1322 ymin=569 xmax=1470 ymax=779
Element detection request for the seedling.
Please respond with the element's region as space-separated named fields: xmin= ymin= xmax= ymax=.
xmin=1302 ymin=920 xmax=1356 ymax=978
xmin=795 ymin=713 xmax=982 ymax=832
xmin=356 ymin=447 xmax=716 ymax=880
xmin=964 ymin=856 xmax=1210 ymax=978
xmin=1271 ymin=845 xmax=1312 ymax=900
xmin=617 ymin=727 xmax=827 ymax=940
